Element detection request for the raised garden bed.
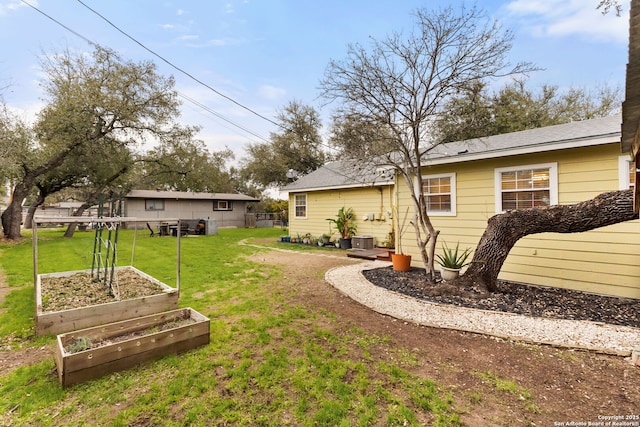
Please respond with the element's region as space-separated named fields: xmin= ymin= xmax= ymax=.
xmin=55 ymin=307 xmax=210 ymax=387
xmin=36 ymin=266 xmax=179 ymax=336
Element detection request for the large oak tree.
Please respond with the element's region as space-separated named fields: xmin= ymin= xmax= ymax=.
xmin=1 ymin=46 xmax=194 ymax=239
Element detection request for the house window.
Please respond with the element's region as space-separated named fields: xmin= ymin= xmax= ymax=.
xmin=495 ymin=163 xmax=558 ymax=213
xmin=619 ymin=156 xmax=636 ymax=190
xmin=145 ymin=199 xmax=164 ymax=211
xmin=422 ymin=173 xmax=456 ymax=216
xmin=213 ymin=200 xmax=232 ymax=211
xmin=294 ymin=194 xmax=307 ymax=218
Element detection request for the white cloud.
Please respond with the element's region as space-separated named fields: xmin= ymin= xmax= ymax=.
xmin=257 ymin=85 xmax=286 ymax=100
xmin=0 ymin=0 xmax=34 ymax=16
xmin=505 ymin=0 xmax=628 ymax=43
xmin=161 ymin=23 xmax=175 ymax=30
xmin=176 ymin=9 xmax=184 ymax=16
xmin=178 ymin=34 xmax=199 ymax=41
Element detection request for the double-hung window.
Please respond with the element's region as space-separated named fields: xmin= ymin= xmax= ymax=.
xmin=495 ymin=163 xmax=558 ymax=213
xmin=422 ymin=173 xmax=456 ymax=216
xmin=294 ymin=194 xmax=307 ymax=218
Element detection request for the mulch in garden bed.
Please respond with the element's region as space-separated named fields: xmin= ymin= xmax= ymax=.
xmin=362 ymin=266 xmax=640 ymax=329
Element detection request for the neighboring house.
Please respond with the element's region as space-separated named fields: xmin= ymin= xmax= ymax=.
xmin=124 ymin=190 xmax=260 ymax=229
xmin=282 ymin=161 xmax=395 ymax=246
xmin=283 ymin=114 xmax=640 ymax=299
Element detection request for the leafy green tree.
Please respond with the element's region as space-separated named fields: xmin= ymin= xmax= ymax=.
xmin=139 ymin=138 xmax=236 ymax=193
xmin=435 ymin=79 xmax=622 ymax=142
xmin=241 ymin=100 xmax=326 ymax=188
xmin=1 ymin=46 xmax=194 ymax=239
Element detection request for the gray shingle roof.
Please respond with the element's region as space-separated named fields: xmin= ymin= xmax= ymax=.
xmin=281 ymin=160 xmax=394 ymax=192
xmin=282 ymin=115 xmax=621 ymax=193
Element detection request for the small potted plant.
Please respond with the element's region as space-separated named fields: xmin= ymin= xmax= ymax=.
xmin=435 ymin=242 xmax=473 ymax=281
xmin=326 ymin=207 xmax=357 ymax=249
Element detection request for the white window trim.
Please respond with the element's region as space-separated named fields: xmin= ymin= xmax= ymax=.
xmin=618 ymin=155 xmax=634 ymax=190
xmin=421 ymin=172 xmax=457 ymax=216
xmin=294 ymin=193 xmax=308 ymax=219
xmin=494 ymin=162 xmax=558 ymax=214
xmin=213 ymin=200 xmax=232 ymax=211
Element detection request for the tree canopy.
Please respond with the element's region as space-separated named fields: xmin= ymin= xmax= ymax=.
xmin=1 ymin=46 xmax=197 ymax=239
xmin=434 ymin=79 xmax=622 ymax=143
xmin=241 ymin=100 xmax=326 ymax=188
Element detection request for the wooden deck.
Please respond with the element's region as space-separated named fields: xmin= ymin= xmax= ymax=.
xmin=347 ymin=248 xmax=394 ymax=261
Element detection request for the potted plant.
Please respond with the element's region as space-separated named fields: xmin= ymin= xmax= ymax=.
xmin=326 ymin=207 xmax=357 ymax=249
xmin=321 ymin=233 xmax=332 ymax=246
xmin=391 ymin=206 xmax=412 ymax=271
xmin=435 ymin=242 xmax=473 ymax=281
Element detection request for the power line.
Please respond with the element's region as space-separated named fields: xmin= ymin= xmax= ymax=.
xmin=74 ymin=0 xmax=283 ymax=129
xmin=20 ymin=0 xmax=96 ymax=46
xmin=19 ymin=0 xmax=274 ymax=145
xmin=178 ymin=92 xmax=270 ymax=143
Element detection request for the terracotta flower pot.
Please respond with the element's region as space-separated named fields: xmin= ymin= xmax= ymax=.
xmin=391 ymin=253 xmax=412 ymax=272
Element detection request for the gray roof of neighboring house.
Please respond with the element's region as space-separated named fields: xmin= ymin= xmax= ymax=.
xmin=282 ymin=114 xmax=621 ymax=193
xmin=282 ymin=160 xmax=394 ymax=192
xmin=126 ymin=190 xmax=260 ymax=202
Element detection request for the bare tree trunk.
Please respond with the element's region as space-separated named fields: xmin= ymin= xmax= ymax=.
xmin=459 ymin=190 xmax=638 ymax=292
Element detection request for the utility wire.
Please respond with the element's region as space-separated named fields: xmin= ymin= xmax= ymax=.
xmin=20 ymin=0 xmax=272 ymax=145
xmin=74 ymin=0 xmax=283 ymax=130
xmin=21 ymin=0 xmax=96 ymax=46
xmin=178 ymin=92 xmax=269 ymax=143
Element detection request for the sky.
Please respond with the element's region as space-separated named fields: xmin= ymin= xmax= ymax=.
xmin=0 ymin=0 xmax=630 ymax=163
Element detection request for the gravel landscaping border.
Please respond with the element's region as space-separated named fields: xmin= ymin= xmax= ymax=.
xmin=325 ymin=260 xmax=640 ymax=357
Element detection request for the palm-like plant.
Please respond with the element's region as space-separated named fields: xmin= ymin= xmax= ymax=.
xmin=326 ymin=207 xmax=357 ymax=239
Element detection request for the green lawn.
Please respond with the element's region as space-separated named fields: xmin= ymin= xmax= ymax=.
xmin=0 ymin=227 xmax=460 ymax=426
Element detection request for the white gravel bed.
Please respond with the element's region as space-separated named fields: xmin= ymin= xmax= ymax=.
xmin=325 ymin=261 xmax=640 ymax=357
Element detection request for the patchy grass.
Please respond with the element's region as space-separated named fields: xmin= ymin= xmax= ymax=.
xmin=0 ymin=227 xmax=461 ymax=426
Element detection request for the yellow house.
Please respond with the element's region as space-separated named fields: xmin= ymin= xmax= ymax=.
xmin=283 ymin=114 xmax=640 ymax=299
xmin=283 ymin=162 xmax=395 ymax=247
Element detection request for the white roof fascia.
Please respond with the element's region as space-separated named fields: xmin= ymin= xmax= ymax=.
xmin=286 ymin=180 xmax=393 ymax=193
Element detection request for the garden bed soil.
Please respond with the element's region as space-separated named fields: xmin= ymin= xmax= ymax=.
xmin=36 ymin=266 xmax=179 ymax=336
xmin=362 ymin=266 xmax=640 ymax=328
xmin=41 ymin=269 xmax=166 ymax=312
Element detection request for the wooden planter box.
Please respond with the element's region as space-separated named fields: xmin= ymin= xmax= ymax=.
xmin=55 ymin=307 xmax=210 ymax=387
xmin=36 ymin=266 xmax=179 ymax=336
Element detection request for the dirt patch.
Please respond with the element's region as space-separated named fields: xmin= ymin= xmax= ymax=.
xmin=248 ymin=246 xmax=640 ymax=426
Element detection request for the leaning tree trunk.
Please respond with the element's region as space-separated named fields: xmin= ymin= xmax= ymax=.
xmin=63 ymin=203 xmax=92 ymax=238
xmin=459 ymin=189 xmax=638 ymax=292
xmin=1 ymin=183 xmax=32 ymax=239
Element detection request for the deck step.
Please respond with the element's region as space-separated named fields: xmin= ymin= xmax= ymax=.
xmin=347 ymin=248 xmax=392 ymax=261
